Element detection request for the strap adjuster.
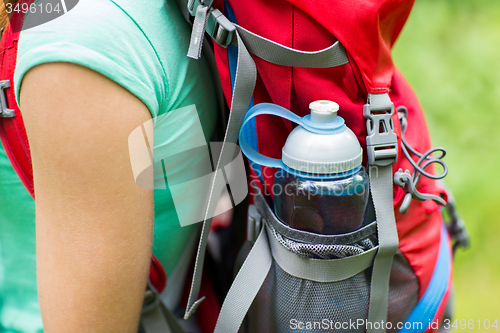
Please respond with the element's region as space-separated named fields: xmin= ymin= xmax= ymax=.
xmin=206 ymin=9 xmax=235 ymax=48
xmin=0 ymin=80 xmax=15 ymax=118
xmin=363 ymin=94 xmax=398 ymax=166
xmin=187 ymin=0 xmax=235 ymax=49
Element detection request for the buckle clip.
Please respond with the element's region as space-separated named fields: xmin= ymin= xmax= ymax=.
xmin=187 ymin=0 xmax=235 ymax=49
xmin=363 ymin=96 xmax=398 ymax=166
xmin=206 ymin=9 xmax=235 ymax=48
xmin=0 ymin=80 xmax=15 ymax=118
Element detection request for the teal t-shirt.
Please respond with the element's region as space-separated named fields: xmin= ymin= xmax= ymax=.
xmin=0 ymin=0 xmax=218 ymax=331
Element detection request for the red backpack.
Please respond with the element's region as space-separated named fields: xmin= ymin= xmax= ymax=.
xmin=1 ymin=1 xmax=469 ymax=332
xmin=178 ymin=0 xmax=467 ymax=332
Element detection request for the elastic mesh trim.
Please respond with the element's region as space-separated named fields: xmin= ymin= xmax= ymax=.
xmin=267 ymin=222 xmax=377 ymax=259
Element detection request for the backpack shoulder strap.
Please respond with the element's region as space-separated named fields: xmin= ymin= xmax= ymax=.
xmin=0 ymin=10 xmax=35 ymax=199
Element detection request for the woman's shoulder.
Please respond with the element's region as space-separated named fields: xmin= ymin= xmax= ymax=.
xmin=15 ymin=0 xmax=179 ymax=118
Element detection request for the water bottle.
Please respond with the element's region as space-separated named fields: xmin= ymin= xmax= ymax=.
xmin=239 ymin=101 xmax=369 ymax=235
xmin=274 ymin=100 xmax=369 ymax=234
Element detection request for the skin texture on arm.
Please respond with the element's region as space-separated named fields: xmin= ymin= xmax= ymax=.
xmin=19 ymin=63 xmax=154 ymax=333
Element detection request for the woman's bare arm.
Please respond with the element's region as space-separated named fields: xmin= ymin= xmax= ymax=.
xmin=20 ymin=63 xmax=154 ymax=333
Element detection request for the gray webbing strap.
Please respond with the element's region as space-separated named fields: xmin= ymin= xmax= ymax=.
xmin=365 ymin=93 xmax=399 ymax=333
xmin=187 ymin=4 xmax=211 ymax=59
xmin=186 ymin=4 xmax=350 ymax=69
xmin=367 ymin=166 xmax=398 ymax=332
xmin=184 ymin=31 xmax=257 ymax=320
xmin=267 ymin=222 xmax=379 ymax=283
xmin=234 ymin=25 xmax=349 ymax=68
xmin=367 ymin=93 xmax=393 ymax=112
xmin=213 ymin=226 xmax=272 ymax=333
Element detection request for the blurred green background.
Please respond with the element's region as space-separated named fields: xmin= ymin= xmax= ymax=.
xmin=392 ymin=0 xmax=500 ymax=325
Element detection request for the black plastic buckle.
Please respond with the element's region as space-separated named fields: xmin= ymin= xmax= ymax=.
xmin=0 ymin=80 xmax=15 ymax=118
xmin=363 ymin=98 xmax=398 ymax=166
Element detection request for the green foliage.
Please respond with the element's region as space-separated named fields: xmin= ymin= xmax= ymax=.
xmin=392 ymin=0 xmax=500 ymax=322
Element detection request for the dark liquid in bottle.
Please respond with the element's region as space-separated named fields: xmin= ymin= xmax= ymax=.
xmin=274 ymin=170 xmax=369 ymax=235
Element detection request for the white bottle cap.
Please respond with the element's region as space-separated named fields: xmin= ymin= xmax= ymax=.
xmin=282 ymin=100 xmax=363 ymax=174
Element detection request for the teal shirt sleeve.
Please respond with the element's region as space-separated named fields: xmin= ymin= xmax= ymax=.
xmin=14 ymin=0 xmax=166 ymax=118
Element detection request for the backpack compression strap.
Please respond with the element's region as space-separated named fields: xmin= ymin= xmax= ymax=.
xmin=184 ymin=25 xmax=258 ymax=320
xmin=363 ymin=93 xmax=399 ymax=333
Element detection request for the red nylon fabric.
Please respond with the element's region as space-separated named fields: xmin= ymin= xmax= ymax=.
xmin=212 ymin=0 xmax=447 ymax=298
xmin=288 ymin=0 xmax=414 ymax=94
xmin=149 ymin=255 xmax=167 ymax=293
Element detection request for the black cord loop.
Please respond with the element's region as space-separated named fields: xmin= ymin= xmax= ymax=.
xmin=394 ymin=106 xmax=448 ymax=214
xmin=397 ymin=105 xmax=448 ymax=183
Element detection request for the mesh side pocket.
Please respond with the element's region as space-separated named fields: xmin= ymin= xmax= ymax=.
xmin=243 ymin=222 xmax=375 ymax=333
xmin=246 ymin=264 xmax=371 ymax=333
xmin=243 ymin=221 xmax=419 ymax=333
